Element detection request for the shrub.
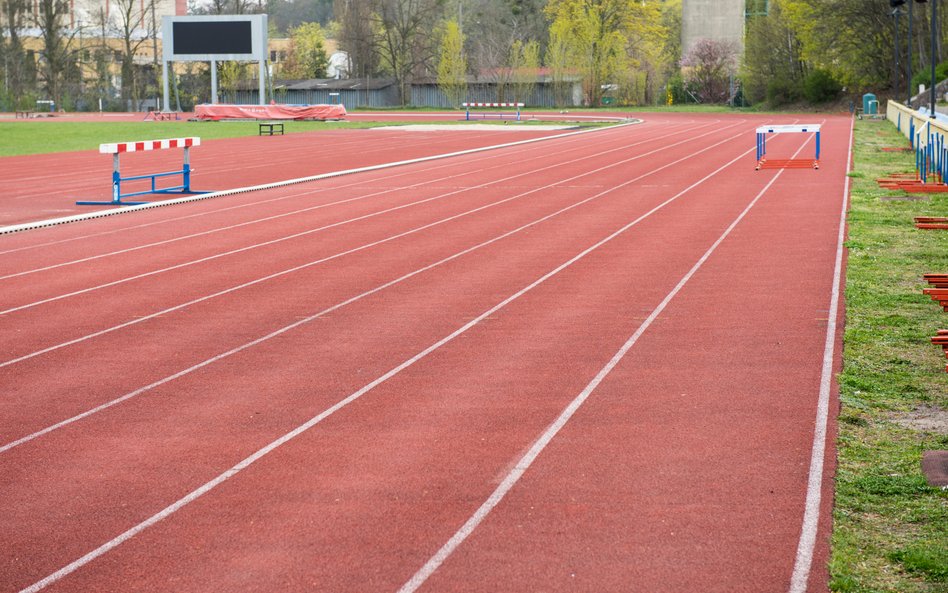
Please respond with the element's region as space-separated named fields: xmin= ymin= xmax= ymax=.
xmin=911 ymin=61 xmax=948 ymax=94
xmin=766 ymin=77 xmax=803 ymax=107
xmin=803 ymin=69 xmax=842 ymax=103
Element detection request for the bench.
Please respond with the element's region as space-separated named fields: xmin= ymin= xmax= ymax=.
xmin=259 ymin=122 xmax=284 ymax=136
xmin=15 ymin=110 xmax=35 ymax=119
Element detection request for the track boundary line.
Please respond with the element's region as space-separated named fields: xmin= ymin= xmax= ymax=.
xmin=0 ymin=124 xmax=669 ymax=259
xmin=0 ymin=122 xmax=696 ymax=280
xmin=0 ymin=121 xmax=729 ymax=316
xmin=17 ymin=131 xmax=762 ymax=593
xmin=0 ymin=121 xmax=640 ymax=236
xmin=0 ymin=124 xmax=752 ymax=449
xmin=397 ymin=129 xmax=819 ymax=593
xmin=787 ymin=116 xmax=853 ymax=593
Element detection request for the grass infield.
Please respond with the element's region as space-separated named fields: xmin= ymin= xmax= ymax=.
xmin=0 ymin=119 xmax=605 ymax=158
xmin=831 ymin=118 xmax=948 ymax=592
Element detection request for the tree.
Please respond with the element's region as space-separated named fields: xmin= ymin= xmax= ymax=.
xmin=0 ymin=0 xmax=35 ymax=109
xmin=680 ymin=37 xmax=739 ymax=103
xmin=544 ymin=0 xmax=664 ymax=106
xmin=98 ymin=0 xmax=162 ymax=108
xmin=781 ymin=0 xmax=900 ymax=90
xmin=370 ymin=0 xmax=446 ymax=104
xmin=545 ymin=14 xmax=576 ymax=106
xmin=34 ymin=0 xmax=76 ymax=107
xmin=437 ymin=19 xmax=467 ymax=108
xmin=334 ymin=0 xmax=382 ymax=78
xmin=508 ymin=38 xmax=539 ymax=104
xmin=282 ymin=22 xmax=330 ymax=78
xmin=742 ymin=0 xmax=806 ymax=105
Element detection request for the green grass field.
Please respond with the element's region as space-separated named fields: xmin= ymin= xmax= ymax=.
xmin=0 ymin=120 xmax=407 ymax=157
xmin=830 ymin=118 xmax=948 ymax=593
xmin=0 ymin=118 xmax=611 ymax=158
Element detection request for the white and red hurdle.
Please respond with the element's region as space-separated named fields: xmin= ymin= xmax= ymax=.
xmin=462 ymin=102 xmax=525 ymax=121
xmin=76 ymin=137 xmax=208 ymax=206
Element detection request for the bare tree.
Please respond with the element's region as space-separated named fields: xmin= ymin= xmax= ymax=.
xmin=333 ymin=0 xmax=380 ymax=78
xmin=370 ymin=0 xmax=445 ymax=104
xmin=1 ymin=0 xmax=35 ymax=108
xmin=34 ymin=0 xmax=77 ymax=106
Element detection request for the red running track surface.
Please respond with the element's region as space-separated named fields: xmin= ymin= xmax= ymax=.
xmin=0 ymin=113 xmax=849 ymax=593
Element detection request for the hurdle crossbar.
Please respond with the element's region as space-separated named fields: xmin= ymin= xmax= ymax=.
xmin=77 ymin=137 xmax=208 ymax=206
xmin=755 ymin=124 xmax=821 ymax=170
xmin=462 ymin=102 xmax=525 ymax=121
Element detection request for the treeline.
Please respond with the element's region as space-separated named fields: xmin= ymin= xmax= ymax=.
xmin=2 ymin=0 xmax=947 ymax=111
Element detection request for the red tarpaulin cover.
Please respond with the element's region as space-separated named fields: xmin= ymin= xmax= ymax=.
xmin=194 ymin=104 xmax=347 ymax=121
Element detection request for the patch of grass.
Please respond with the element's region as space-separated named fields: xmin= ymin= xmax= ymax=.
xmin=0 ymin=118 xmax=605 ymax=158
xmin=831 ymin=118 xmax=948 ymax=593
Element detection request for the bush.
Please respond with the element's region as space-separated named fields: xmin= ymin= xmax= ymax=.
xmin=911 ymin=61 xmax=948 ymax=94
xmin=766 ymin=77 xmax=803 ymax=107
xmin=803 ymin=69 xmax=842 ymax=103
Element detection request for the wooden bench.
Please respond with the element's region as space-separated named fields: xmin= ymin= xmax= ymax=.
xmin=15 ymin=110 xmax=35 ymax=119
xmin=259 ymin=122 xmax=284 ymax=136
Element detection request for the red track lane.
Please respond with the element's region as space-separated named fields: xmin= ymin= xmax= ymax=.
xmin=0 ymin=113 xmax=849 ymax=593
xmin=0 ymin=120 xmax=744 ymax=437
xmin=0 ymin=127 xmax=568 ymax=226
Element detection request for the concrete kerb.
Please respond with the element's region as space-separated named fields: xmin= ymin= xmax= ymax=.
xmin=0 ymin=119 xmax=642 ymax=236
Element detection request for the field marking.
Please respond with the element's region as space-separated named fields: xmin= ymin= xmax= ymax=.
xmin=0 ymin=125 xmax=667 ymax=259
xmin=0 ymin=123 xmax=687 ymax=280
xmin=0 ymin=125 xmax=754 ymax=454
xmin=0 ymin=122 xmax=726 ymax=316
xmin=0 ymin=121 xmax=641 ymax=236
xmin=17 ymin=127 xmax=758 ymax=593
xmin=787 ymin=117 xmax=853 ymax=593
xmin=397 ymin=129 xmax=818 ymax=593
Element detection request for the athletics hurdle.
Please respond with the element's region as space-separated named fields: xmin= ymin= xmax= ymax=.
xmin=755 ymin=124 xmax=821 ymax=170
xmin=462 ymin=102 xmax=525 ymax=121
xmin=76 ymin=137 xmax=208 ymax=206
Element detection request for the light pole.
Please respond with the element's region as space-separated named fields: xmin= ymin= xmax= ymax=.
xmin=930 ymin=0 xmax=938 ymax=118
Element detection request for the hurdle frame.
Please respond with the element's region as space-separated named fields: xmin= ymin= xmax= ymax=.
xmin=755 ymin=124 xmax=821 ymax=170
xmin=77 ymin=137 xmax=208 ymax=206
xmin=462 ymin=102 xmax=525 ymax=121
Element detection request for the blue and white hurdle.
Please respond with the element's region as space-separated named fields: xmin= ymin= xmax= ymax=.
xmin=755 ymin=124 xmax=821 ymax=170
xmin=462 ymin=102 xmax=525 ymax=121
xmin=77 ymin=137 xmax=208 ymax=206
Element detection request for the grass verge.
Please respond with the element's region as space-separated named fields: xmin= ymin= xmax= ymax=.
xmin=831 ymin=118 xmax=948 ymax=592
xmin=0 ymin=118 xmax=603 ymax=158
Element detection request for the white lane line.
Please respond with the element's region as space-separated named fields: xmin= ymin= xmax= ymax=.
xmin=0 ymin=122 xmax=641 ymax=236
xmin=396 ymin=131 xmax=818 ymax=593
xmin=0 ymin=125 xmax=753 ymax=451
xmin=0 ymin=123 xmax=725 ymax=317
xmin=787 ymin=117 xmax=853 ymax=593
xmin=0 ymin=124 xmax=664 ymax=259
xmin=0 ymin=123 xmax=682 ymax=280
xmin=17 ymin=138 xmax=758 ymax=593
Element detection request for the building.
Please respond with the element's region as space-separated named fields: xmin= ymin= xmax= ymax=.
xmin=681 ymin=0 xmax=745 ymax=56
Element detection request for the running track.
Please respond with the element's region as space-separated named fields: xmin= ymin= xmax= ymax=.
xmin=0 ymin=113 xmax=850 ymax=592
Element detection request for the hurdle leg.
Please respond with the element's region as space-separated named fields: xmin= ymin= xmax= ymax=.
xmin=183 ymin=146 xmax=192 ymax=192
xmin=111 ymin=154 xmax=122 ymax=204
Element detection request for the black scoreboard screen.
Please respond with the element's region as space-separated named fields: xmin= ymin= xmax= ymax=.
xmin=172 ymin=21 xmax=253 ymax=55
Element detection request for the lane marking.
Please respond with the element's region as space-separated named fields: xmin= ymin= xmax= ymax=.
xmin=0 ymin=122 xmax=641 ymax=236
xmin=0 ymin=125 xmax=663 ymax=258
xmin=0 ymin=123 xmax=723 ymax=316
xmin=0 ymin=125 xmax=753 ymax=450
xmin=17 ymin=132 xmax=762 ymax=593
xmin=0 ymin=123 xmax=684 ymax=280
xmin=398 ymin=129 xmax=820 ymax=593
xmin=787 ymin=117 xmax=853 ymax=593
